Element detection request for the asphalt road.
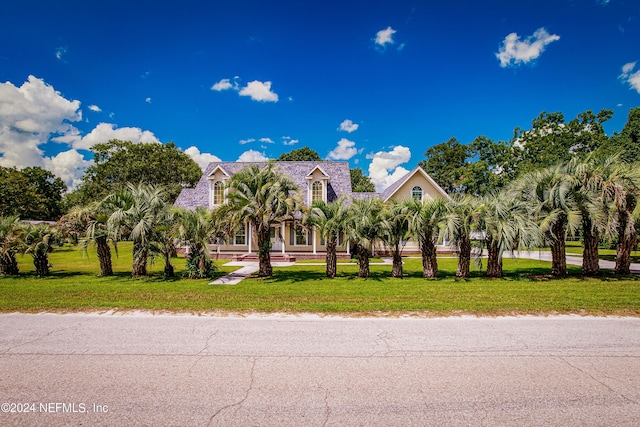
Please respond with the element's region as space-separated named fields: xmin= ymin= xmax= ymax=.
xmin=1 ymin=313 xmax=640 ymax=426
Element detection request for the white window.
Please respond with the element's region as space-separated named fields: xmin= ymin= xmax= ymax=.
xmin=213 ymin=181 xmax=224 ymax=205
xmin=233 ymin=226 xmax=246 ymax=245
xmin=312 ymin=181 xmax=323 ymax=203
xmin=290 ymin=225 xmax=310 ymax=246
xmin=412 ymin=186 xmax=423 ymax=201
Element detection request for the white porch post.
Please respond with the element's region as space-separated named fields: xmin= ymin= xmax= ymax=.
xmin=312 ymin=226 xmax=317 ymax=255
xmin=247 ymin=223 xmax=252 ymax=254
xmin=281 ymin=222 xmax=286 ymax=254
xmin=346 ymin=239 xmax=350 ymax=255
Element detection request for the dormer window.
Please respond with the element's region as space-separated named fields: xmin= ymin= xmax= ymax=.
xmin=312 ymin=181 xmax=323 ymax=203
xmin=213 ymin=181 xmax=224 ymax=205
xmin=412 ymin=186 xmax=423 ymax=201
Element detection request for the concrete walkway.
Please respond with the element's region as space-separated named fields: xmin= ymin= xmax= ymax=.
xmin=501 ymin=250 xmax=640 ymax=274
xmin=209 ymin=261 xmax=296 ymax=285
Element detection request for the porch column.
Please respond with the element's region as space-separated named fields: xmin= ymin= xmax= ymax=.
xmin=312 ymin=226 xmax=317 ymax=255
xmin=346 ymin=240 xmax=350 ymax=255
xmin=247 ymin=223 xmax=252 ymax=254
xmin=281 ymin=222 xmax=286 ymax=254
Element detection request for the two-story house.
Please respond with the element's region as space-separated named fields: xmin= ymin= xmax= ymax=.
xmin=174 ymin=161 xmax=448 ymax=259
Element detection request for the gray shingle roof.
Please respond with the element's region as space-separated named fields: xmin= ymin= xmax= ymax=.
xmin=174 ymin=161 xmax=355 ymax=210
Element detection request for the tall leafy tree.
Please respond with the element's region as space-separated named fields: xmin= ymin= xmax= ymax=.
xmin=511 ymin=109 xmax=612 ymax=174
xmin=346 ymin=197 xmax=383 ymax=278
xmin=0 ymin=166 xmax=66 ymax=220
xmin=69 ymin=140 xmax=201 ymax=205
xmin=378 ymin=201 xmax=410 ymax=278
xmin=0 ymin=216 xmax=24 ymax=276
xmin=350 ymin=168 xmax=376 ymax=192
xmin=419 ymin=137 xmax=468 ymax=194
xmin=406 ymin=197 xmax=447 ymax=278
xmin=305 ymin=196 xmax=349 ymax=278
xmin=596 ymin=107 xmax=640 ymax=164
xmin=224 ymin=164 xmax=302 ymax=277
xmin=277 ymin=146 xmax=321 ymax=161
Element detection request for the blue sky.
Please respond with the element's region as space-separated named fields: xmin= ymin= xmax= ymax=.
xmin=1 ymin=0 xmax=639 ymax=191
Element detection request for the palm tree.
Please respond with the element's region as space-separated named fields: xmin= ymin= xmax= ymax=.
xmin=346 ymin=197 xmax=383 ymax=278
xmin=476 ymin=192 xmax=539 ymax=278
xmin=596 ymin=160 xmax=640 ymax=274
xmin=445 ymin=194 xmax=481 ymax=278
xmin=379 ymin=201 xmax=410 ymax=278
xmin=224 ymin=164 xmax=302 ymax=277
xmin=60 ymin=202 xmax=115 ymax=276
xmin=175 ymin=207 xmax=220 ymax=279
xmin=405 ymin=197 xmax=447 ymax=278
xmin=23 ymin=224 xmax=59 ymax=277
xmin=510 ymin=165 xmax=581 ymax=276
xmin=107 ymin=183 xmax=170 ymax=276
xmin=305 ymin=196 xmax=349 ymax=278
xmin=0 ymin=216 xmax=24 ymax=276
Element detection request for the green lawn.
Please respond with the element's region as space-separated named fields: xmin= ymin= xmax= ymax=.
xmin=1 ymin=243 xmax=639 ymax=316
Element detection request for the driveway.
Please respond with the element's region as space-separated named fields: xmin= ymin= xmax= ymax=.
xmin=1 ymin=313 xmax=640 ymax=426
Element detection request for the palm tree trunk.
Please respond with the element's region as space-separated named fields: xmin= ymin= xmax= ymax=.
xmin=325 ymin=240 xmax=337 ymax=278
xmin=95 ymin=236 xmax=113 ymax=276
xmin=163 ymin=252 xmax=174 ymax=277
xmin=34 ymin=254 xmax=50 ymax=277
xmin=391 ymin=245 xmax=403 ymax=278
xmin=0 ymin=252 xmax=19 ymax=276
xmin=132 ymin=242 xmax=148 ymax=276
xmin=581 ymin=216 xmax=600 ymax=276
xmin=486 ymin=236 xmax=503 ymax=278
xmin=358 ymin=245 xmax=370 ymax=278
xmin=257 ymin=227 xmax=272 ymax=277
xmin=456 ymin=235 xmax=471 ymax=278
xmin=421 ymin=235 xmax=438 ymax=278
xmin=550 ymin=218 xmax=567 ymax=276
xmin=615 ymin=198 xmax=637 ymax=275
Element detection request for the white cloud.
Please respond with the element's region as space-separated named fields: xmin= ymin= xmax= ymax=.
xmin=43 ymin=149 xmax=92 ymax=189
xmin=367 ymin=145 xmax=411 ymax=192
xmin=239 ymin=80 xmax=278 ymax=102
xmin=237 ymin=149 xmax=268 ymax=162
xmin=184 ymin=146 xmax=221 ymax=170
xmin=282 ymin=136 xmax=299 ymax=146
xmin=328 ymin=138 xmax=358 ymax=160
xmin=0 ymin=75 xmax=82 ymax=169
xmin=71 ymin=122 xmax=159 ymax=150
xmin=259 ymin=137 xmax=274 ymax=144
xmin=88 ymin=105 xmax=101 ymax=112
xmin=239 ymin=138 xmax=255 ymax=145
xmin=338 ymin=119 xmax=359 ymax=133
xmin=211 ymin=78 xmax=234 ymax=91
xmin=145 ymin=97 xmax=152 ymax=103
xmin=55 ymin=46 xmax=67 ymax=61
xmin=496 ymin=27 xmax=560 ymax=67
xmin=375 ymin=26 xmax=396 ymax=47
xmin=619 ymin=61 xmax=640 ymax=94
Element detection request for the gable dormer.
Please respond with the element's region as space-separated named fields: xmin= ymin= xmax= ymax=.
xmin=305 ymin=165 xmax=330 ymax=205
xmin=207 ymin=165 xmax=230 ymax=208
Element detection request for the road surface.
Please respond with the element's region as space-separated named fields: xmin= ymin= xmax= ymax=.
xmin=1 ymin=312 xmax=639 ymax=426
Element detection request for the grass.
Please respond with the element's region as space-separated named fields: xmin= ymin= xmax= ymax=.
xmin=1 ymin=243 xmax=639 ymax=316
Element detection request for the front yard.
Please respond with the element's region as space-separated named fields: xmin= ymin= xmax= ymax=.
xmin=0 ymin=243 xmax=639 ymax=316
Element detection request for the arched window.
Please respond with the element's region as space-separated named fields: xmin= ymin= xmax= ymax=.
xmin=213 ymin=181 xmax=224 ymax=205
xmin=312 ymin=181 xmax=323 ymax=202
xmin=412 ymin=186 xmax=423 ymax=201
